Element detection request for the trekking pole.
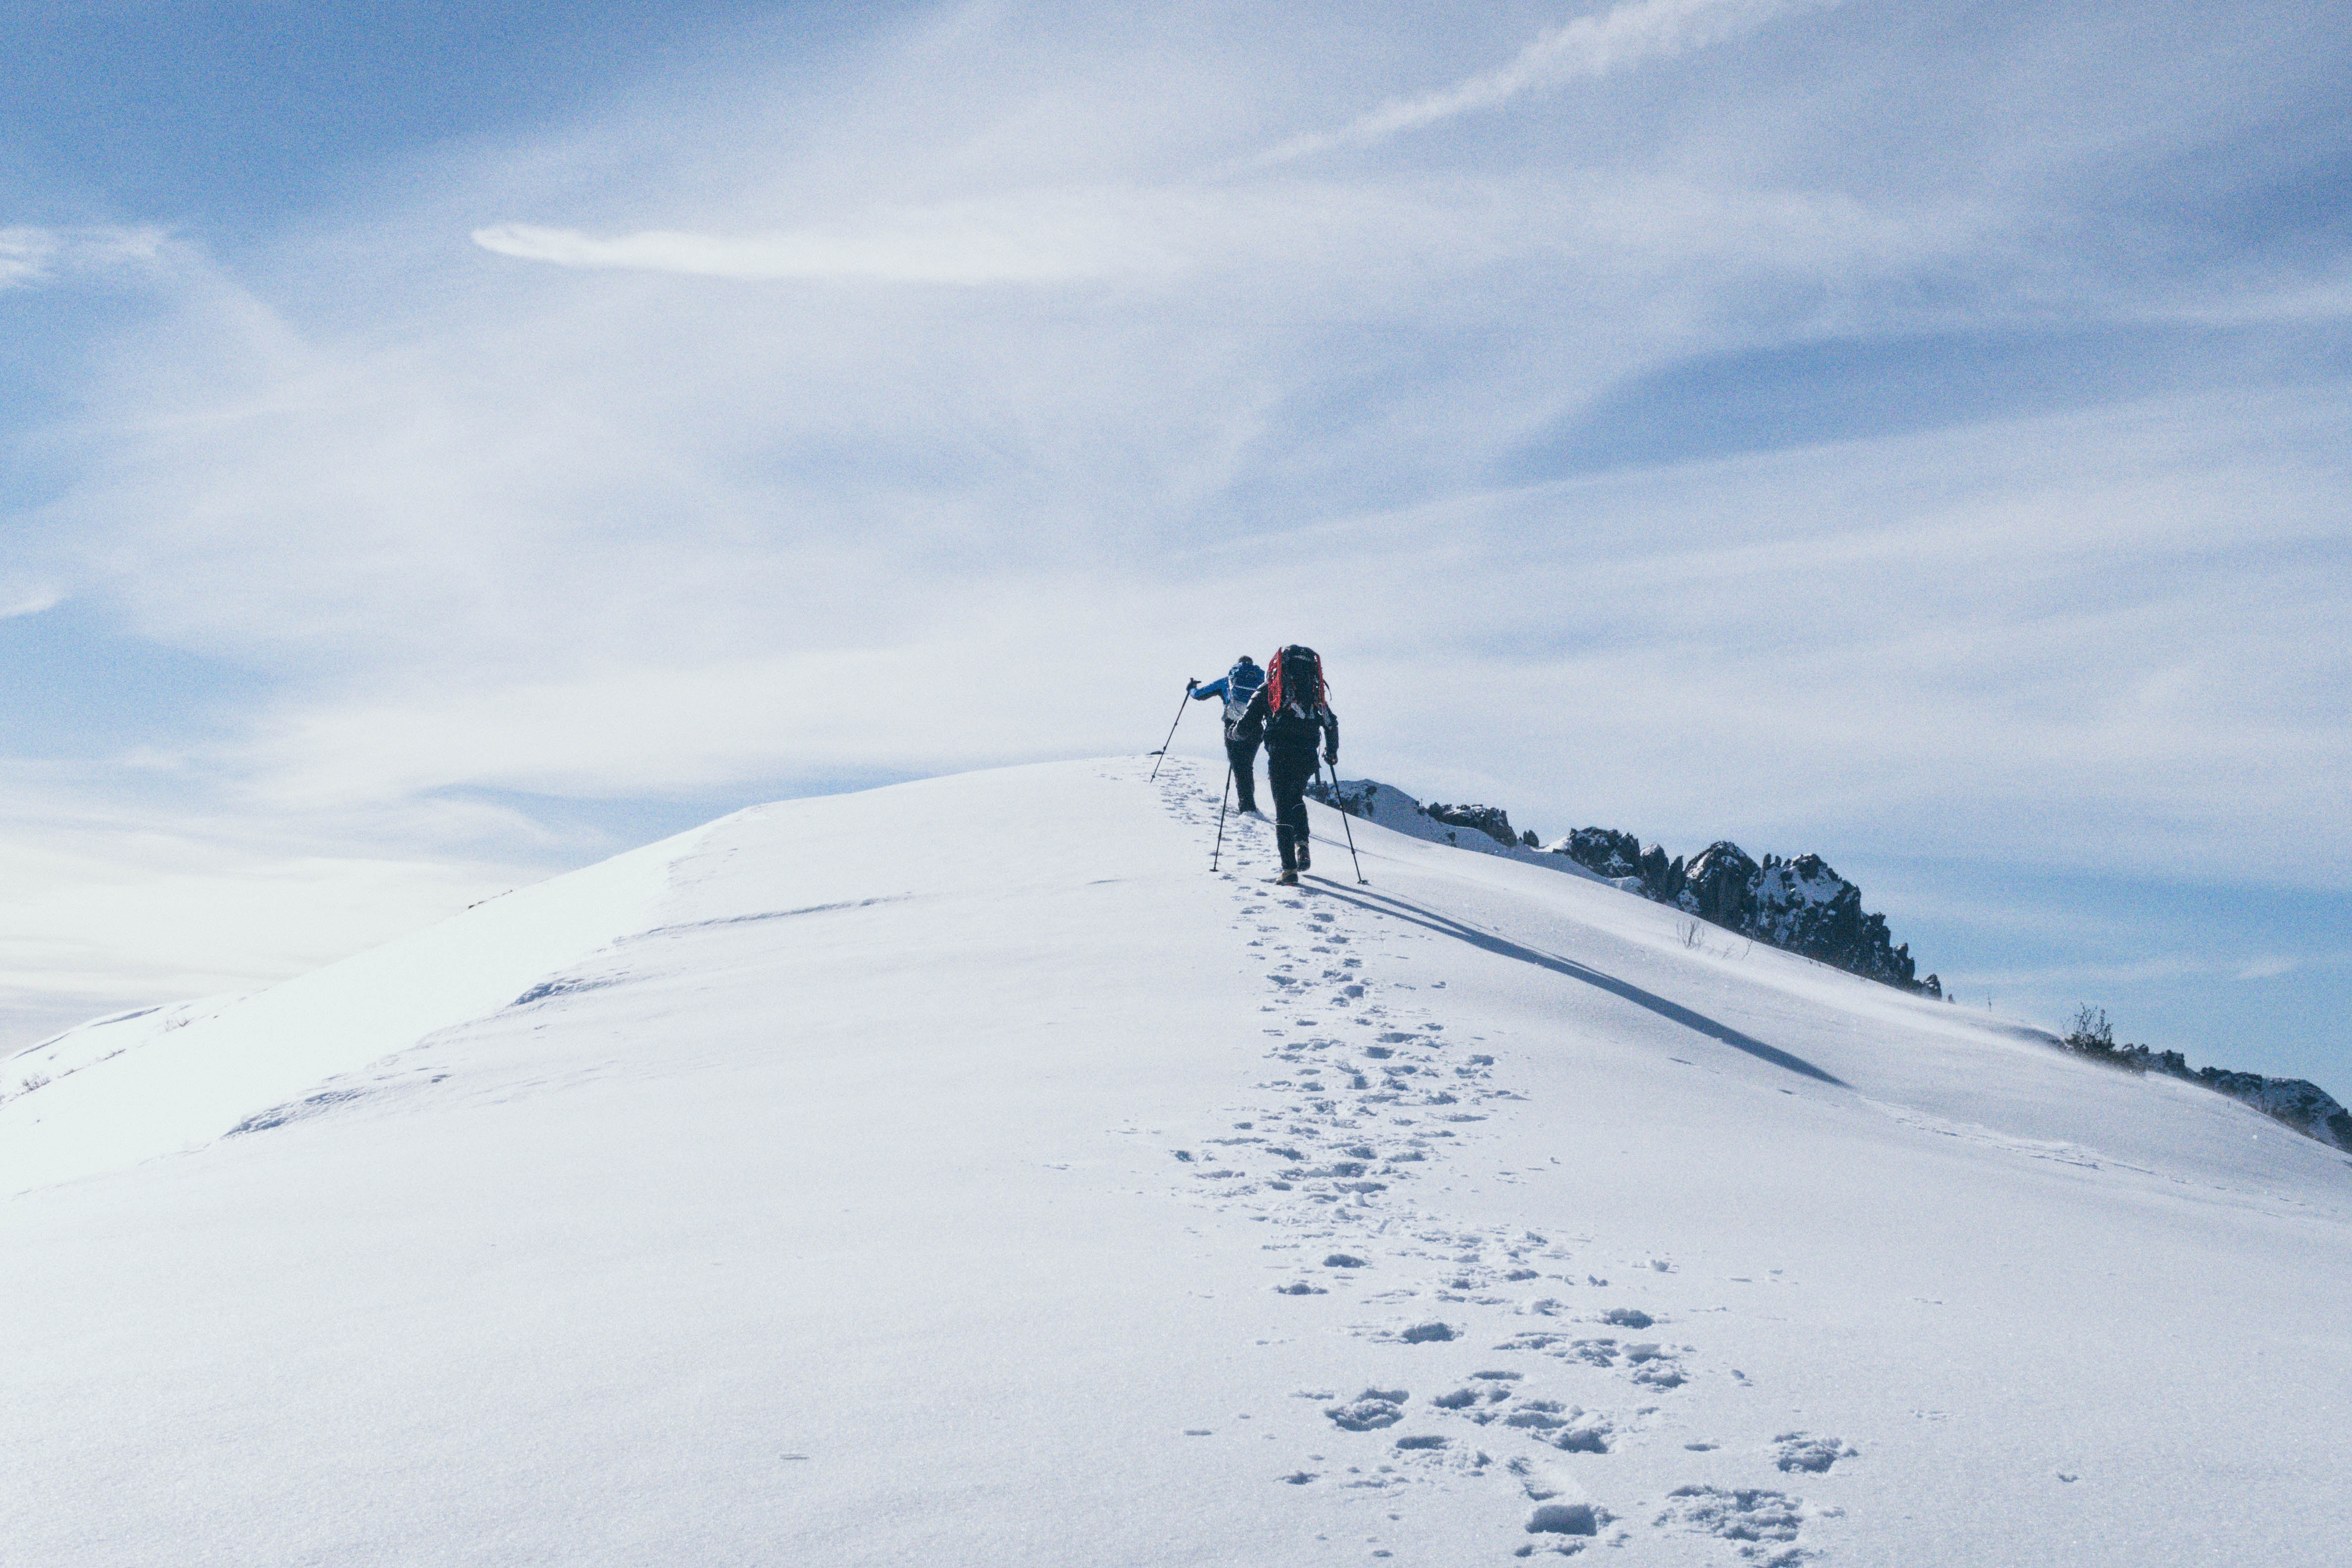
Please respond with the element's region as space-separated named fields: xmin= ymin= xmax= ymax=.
xmin=1323 ymin=758 xmax=1367 ymax=884
xmin=1210 ymin=765 xmax=1234 ymax=872
xmin=1149 ymin=683 xmax=1194 ymax=781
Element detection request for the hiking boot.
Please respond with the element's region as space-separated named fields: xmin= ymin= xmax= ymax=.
xmin=1297 ymin=841 xmax=1312 ymax=871
xmin=1276 ymin=869 xmax=1299 ymax=886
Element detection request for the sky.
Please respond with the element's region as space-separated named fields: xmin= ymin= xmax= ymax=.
xmin=2 ymin=0 xmax=2347 ymax=1087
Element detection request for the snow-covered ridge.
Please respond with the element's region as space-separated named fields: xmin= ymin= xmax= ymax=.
xmin=0 ymin=823 xmax=687 ymax=1193
xmin=4 ymin=759 xmax=2348 ymax=1566
xmin=2056 ymin=1008 xmax=2352 ymax=1154
xmin=1312 ymin=776 xmax=2352 ymax=1156
xmin=1310 ymin=778 xmax=1933 ymax=994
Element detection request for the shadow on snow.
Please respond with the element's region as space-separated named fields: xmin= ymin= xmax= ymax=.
xmin=1305 ymin=879 xmax=1849 ymax=1089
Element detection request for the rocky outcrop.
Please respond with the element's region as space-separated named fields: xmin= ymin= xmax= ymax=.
xmin=1558 ymin=827 xmax=1644 ymax=881
xmin=2198 ymin=1071 xmax=2352 ymax=1150
xmin=1549 ymin=830 xmax=1935 ymax=997
xmin=1423 ymin=803 xmax=1518 ymax=848
xmin=1544 ymin=828 xmax=1692 ymax=906
xmin=1679 ymin=842 xmax=1761 ymax=930
xmin=1749 ymin=853 xmax=1924 ymax=991
xmin=1314 ymin=779 xmax=1939 ymax=997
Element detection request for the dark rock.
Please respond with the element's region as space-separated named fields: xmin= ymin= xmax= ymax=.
xmin=1555 ymin=826 xmax=1644 ymax=880
xmin=1554 ymin=827 xmax=1930 ymax=993
xmin=1677 ymin=841 xmax=1760 ymax=929
xmin=1425 ymin=803 xmax=1517 ymax=847
xmin=1307 ymin=776 xmax=1377 ymax=818
xmin=1746 ymin=852 xmax=1917 ymax=988
xmin=2195 ymin=1070 xmax=2352 ymax=1152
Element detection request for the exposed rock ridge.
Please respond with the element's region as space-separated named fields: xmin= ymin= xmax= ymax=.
xmin=1308 ymin=779 xmax=1937 ymax=998
xmin=1555 ymin=833 xmax=1935 ymax=996
xmin=1421 ymin=801 xmax=1524 ymax=848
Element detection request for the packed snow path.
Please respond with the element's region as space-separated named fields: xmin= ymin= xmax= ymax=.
xmin=4 ymin=760 xmax=2347 ymax=1567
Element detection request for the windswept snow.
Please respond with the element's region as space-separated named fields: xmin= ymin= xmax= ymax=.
xmin=1 ymin=829 xmax=681 ymax=1192
xmin=2 ymin=758 xmax=2346 ymax=1567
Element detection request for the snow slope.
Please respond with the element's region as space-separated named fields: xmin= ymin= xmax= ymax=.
xmin=4 ymin=759 xmax=2347 ymax=1568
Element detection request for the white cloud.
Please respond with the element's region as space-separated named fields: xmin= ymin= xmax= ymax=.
xmin=0 ymin=229 xmax=52 ymax=289
xmin=34 ymin=3 xmax=2345 ymax=888
xmin=0 ymin=225 xmax=168 ymax=290
xmin=1256 ymin=0 xmax=1842 ymax=165
xmin=473 ymin=189 xmax=1193 ymax=284
xmin=472 ymin=172 xmax=1970 ymax=289
xmin=0 ymin=584 xmax=62 ymax=620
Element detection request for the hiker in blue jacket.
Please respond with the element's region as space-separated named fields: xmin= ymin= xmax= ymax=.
xmin=1187 ymin=655 xmax=1267 ymax=815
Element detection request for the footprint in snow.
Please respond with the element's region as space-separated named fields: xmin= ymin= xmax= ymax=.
xmin=1654 ymin=1485 xmax=1819 ymax=1564
xmin=1773 ymin=1431 xmax=1857 ymax=1472
xmin=1325 ymin=1390 xmax=1410 ymax=1430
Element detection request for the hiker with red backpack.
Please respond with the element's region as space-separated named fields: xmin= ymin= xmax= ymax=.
xmin=1237 ymin=645 xmax=1339 ymax=886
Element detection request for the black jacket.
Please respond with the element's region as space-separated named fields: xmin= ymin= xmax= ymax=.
xmin=1240 ymin=684 xmax=1337 ymax=760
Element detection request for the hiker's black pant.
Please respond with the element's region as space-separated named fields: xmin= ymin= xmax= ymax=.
xmin=1224 ymin=730 xmax=1261 ymax=811
xmin=1268 ymin=750 xmax=1318 ymax=871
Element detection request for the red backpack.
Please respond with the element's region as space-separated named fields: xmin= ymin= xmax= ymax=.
xmin=1265 ymin=645 xmax=1326 ymax=736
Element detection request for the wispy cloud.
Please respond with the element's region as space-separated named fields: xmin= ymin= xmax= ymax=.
xmin=473 ymin=172 xmax=1953 ymax=287
xmin=0 ymin=585 xmax=62 ymax=620
xmin=473 ymin=189 xmax=1195 ymax=285
xmin=0 ymin=225 xmax=168 ymax=290
xmin=1255 ymin=0 xmax=1841 ymax=166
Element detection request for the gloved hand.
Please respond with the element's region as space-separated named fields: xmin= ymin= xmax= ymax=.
xmin=1186 ymin=677 xmax=1200 ymax=690
xmin=1324 ymin=750 xmax=1338 ymax=767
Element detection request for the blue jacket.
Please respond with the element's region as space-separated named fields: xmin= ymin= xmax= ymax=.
xmin=1193 ymin=659 xmax=1265 ymax=723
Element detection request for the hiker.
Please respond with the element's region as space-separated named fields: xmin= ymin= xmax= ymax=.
xmin=1188 ymin=655 xmax=1268 ymax=815
xmin=1237 ymin=645 xmax=1339 ymax=885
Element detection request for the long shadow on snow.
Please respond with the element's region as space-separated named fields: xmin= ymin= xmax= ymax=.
xmin=1305 ymin=879 xmax=1849 ymax=1089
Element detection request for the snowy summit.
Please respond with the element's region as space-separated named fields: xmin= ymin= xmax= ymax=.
xmin=5 ymin=759 xmax=2348 ymax=1565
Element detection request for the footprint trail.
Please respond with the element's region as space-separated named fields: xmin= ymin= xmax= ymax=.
xmin=1147 ymin=760 xmax=1853 ymax=1564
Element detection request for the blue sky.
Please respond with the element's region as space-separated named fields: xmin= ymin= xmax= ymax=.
xmin=2 ymin=1 xmax=2347 ymax=1090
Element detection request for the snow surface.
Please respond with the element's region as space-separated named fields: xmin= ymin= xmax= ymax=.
xmin=3 ymin=758 xmax=2348 ymax=1567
